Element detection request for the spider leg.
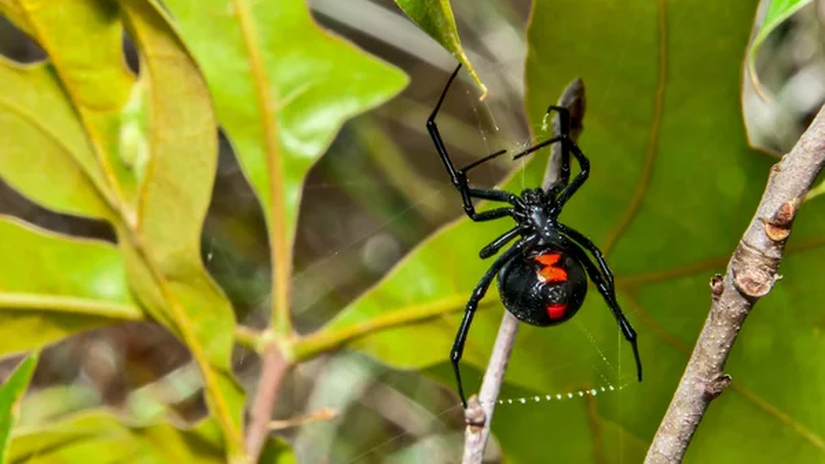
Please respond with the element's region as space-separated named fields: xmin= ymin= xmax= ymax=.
xmin=563 ymin=236 xmax=642 ymax=382
xmin=427 ymin=64 xmax=464 ymax=185
xmin=459 ymin=149 xmax=509 ymax=174
xmin=554 ymin=142 xmax=590 ymax=210
xmin=466 ymin=187 xmax=524 ymax=206
xmin=428 ymin=65 xmax=522 ymax=217
xmin=478 ymin=225 xmax=522 ymax=259
xmin=511 ymin=135 xmax=567 ymax=162
xmin=557 ymin=223 xmax=614 ymax=291
xmin=510 ymin=135 xmax=577 ymax=202
xmin=510 ymin=106 xmax=579 ymax=196
xmin=470 ymin=207 xmax=516 ymax=222
xmin=459 ymin=153 xmax=527 ymax=209
xmin=452 ymin=234 xmax=537 ymax=407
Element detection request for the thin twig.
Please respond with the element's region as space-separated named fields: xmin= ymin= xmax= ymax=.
xmin=268 ymin=407 xmax=338 ymax=431
xmin=234 ymin=325 xmax=264 ymax=352
xmin=461 ymin=78 xmax=587 ymax=463
xmin=645 ymin=104 xmax=825 ymax=463
xmin=246 ymin=342 xmax=291 ymax=460
xmin=461 ymin=312 xmax=519 ymax=463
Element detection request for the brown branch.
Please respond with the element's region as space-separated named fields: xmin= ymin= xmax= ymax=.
xmin=461 ymin=312 xmax=519 ymax=463
xmin=462 ymin=78 xmax=586 ymax=463
xmin=645 ymin=104 xmax=825 ymax=463
xmin=246 ymin=342 xmax=291 ymax=460
xmin=267 ymin=407 xmax=338 ymax=431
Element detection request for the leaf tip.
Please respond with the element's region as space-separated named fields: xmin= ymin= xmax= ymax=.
xmin=457 ymin=57 xmax=486 ymax=100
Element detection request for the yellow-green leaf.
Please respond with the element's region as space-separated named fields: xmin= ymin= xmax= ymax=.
xmin=0 ymin=217 xmax=142 ymax=357
xmin=394 ymin=0 xmax=485 ymax=96
xmin=11 ymin=0 xmax=139 ymax=203
xmin=9 ymin=410 xmax=268 ymax=464
xmin=0 ymin=59 xmax=113 ymax=220
xmin=9 ymin=410 xmax=295 ymax=464
xmin=0 ymin=353 xmax=38 ymax=464
xmin=1 ymin=0 xmax=247 ymax=457
xmin=117 ymin=0 xmax=245 ymax=457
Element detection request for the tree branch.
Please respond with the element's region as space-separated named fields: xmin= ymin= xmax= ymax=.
xmin=462 ymin=78 xmax=586 ymax=463
xmin=645 ymin=104 xmax=825 ymax=463
xmin=246 ymin=342 xmax=291 ymax=461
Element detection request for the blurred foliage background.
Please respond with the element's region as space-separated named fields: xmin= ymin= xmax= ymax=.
xmin=0 ymin=0 xmax=824 ymax=462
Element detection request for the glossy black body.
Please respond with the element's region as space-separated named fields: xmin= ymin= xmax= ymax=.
xmin=428 ymin=64 xmax=642 ymax=407
xmin=497 ymin=246 xmax=587 ymax=326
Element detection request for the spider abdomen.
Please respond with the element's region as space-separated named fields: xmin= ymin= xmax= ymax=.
xmin=496 ymin=247 xmax=587 ymax=327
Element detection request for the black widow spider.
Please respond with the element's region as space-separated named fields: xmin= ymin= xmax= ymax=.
xmin=427 ymin=65 xmax=642 ymax=407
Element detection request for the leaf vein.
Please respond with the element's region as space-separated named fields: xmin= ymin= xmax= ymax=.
xmin=601 ymin=0 xmax=668 ymax=256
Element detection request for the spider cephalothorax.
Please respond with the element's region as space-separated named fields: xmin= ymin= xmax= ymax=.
xmin=427 ymin=64 xmax=642 ymax=407
xmin=521 ymin=187 xmax=548 ymax=205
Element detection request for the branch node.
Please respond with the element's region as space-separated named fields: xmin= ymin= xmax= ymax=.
xmin=731 ymin=245 xmax=780 ymax=299
xmin=761 ymin=198 xmax=800 ymax=242
xmin=709 ymin=274 xmax=724 ymax=300
xmin=704 ymin=374 xmax=732 ymax=400
xmin=731 ymin=266 xmax=775 ymax=298
xmin=465 ymin=395 xmax=486 ymax=431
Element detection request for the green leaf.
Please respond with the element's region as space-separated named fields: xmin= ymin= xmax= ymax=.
xmin=747 ymin=0 xmax=810 ymax=96
xmin=318 ymin=0 xmax=825 ymax=461
xmin=0 ymin=353 xmax=38 ymax=463
xmin=160 ymin=0 xmax=408 ymax=335
xmin=0 ymin=217 xmax=142 ymax=357
xmin=8 ymin=411 xmax=294 ymax=464
xmin=393 ymin=0 xmax=486 ymax=97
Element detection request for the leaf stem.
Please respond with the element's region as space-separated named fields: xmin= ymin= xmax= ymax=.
xmin=292 ymin=294 xmax=473 ymax=361
xmin=231 ymin=0 xmax=293 ymax=338
xmin=0 ymin=293 xmax=143 ymax=319
xmin=234 ymin=325 xmax=264 ymax=352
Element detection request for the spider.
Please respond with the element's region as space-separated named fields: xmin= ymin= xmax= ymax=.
xmin=427 ymin=65 xmax=642 ymax=407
